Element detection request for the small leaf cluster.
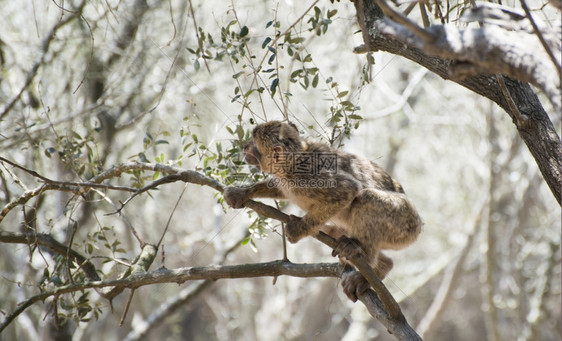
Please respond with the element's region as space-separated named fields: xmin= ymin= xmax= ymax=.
xmin=308 ymin=7 xmax=338 ymax=36
xmin=44 ymin=129 xmax=101 ymax=177
xmin=56 ymin=291 xmax=103 ymax=324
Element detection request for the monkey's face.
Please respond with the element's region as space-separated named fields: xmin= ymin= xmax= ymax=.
xmin=243 ymin=121 xmax=301 ymax=174
xmin=243 ymin=141 xmax=261 ymax=166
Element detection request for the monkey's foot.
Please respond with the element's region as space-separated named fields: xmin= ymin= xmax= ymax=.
xmin=331 ymin=236 xmax=366 ymax=261
xmin=285 ymin=215 xmax=310 ymax=243
xmin=341 ymin=271 xmax=370 ymax=302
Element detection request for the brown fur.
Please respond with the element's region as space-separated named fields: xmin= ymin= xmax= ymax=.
xmin=224 ymin=121 xmax=422 ymax=301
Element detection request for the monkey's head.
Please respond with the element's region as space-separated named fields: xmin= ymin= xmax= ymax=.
xmin=243 ymin=121 xmax=303 ymax=175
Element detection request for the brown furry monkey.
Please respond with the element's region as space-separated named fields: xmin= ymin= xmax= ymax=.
xmin=224 ymin=121 xmax=422 ymax=301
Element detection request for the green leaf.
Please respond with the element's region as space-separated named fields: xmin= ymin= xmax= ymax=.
xmin=292 ymin=37 xmax=305 ymax=44
xmin=262 ymin=36 xmax=272 ymax=48
xmin=270 ymin=78 xmax=279 ymax=96
xmin=267 ymin=54 xmax=275 ymax=64
xmin=239 ymin=26 xmax=249 ymax=37
xmin=290 ymin=69 xmax=303 ymax=80
xmin=312 ymin=74 xmax=319 ymax=88
xmin=337 ymin=90 xmax=348 ymax=98
xmin=244 ymin=89 xmax=255 ymax=98
xmin=314 ymin=6 xmax=321 ymax=18
xmin=235 ymin=125 xmax=245 ymax=140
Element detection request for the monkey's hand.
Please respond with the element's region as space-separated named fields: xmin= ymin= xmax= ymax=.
xmin=223 ymin=187 xmax=250 ymax=209
xmin=285 ymin=215 xmax=311 ymax=243
xmin=331 ymin=236 xmax=366 ymax=261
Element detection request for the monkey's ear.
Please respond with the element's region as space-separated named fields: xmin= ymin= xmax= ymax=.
xmin=272 ymin=146 xmax=284 ymax=162
xmin=288 ymin=122 xmax=299 ymax=133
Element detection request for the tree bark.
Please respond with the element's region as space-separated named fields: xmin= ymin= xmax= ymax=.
xmin=354 ymin=0 xmax=561 ymax=205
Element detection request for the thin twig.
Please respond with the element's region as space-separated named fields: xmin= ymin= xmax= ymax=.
xmin=157 ymin=184 xmax=188 ymax=248
xmin=188 ymin=0 xmax=210 ymax=73
xmin=120 ymin=289 xmax=136 ymax=326
xmin=0 ymin=156 xmax=137 ymax=193
xmin=496 ymin=75 xmax=528 ymax=128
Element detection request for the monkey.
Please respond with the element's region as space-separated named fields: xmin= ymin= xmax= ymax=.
xmin=224 ymin=121 xmax=422 ymax=301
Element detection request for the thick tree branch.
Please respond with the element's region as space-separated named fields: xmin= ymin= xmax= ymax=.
xmin=0 ymin=261 xmax=341 ymax=334
xmin=355 ymin=0 xmax=561 ymax=205
xmin=375 ymin=19 xmax=561 ymax=111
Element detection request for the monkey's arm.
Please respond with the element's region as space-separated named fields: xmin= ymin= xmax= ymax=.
xmin=223 ymin=180 xmax=285 ymax=209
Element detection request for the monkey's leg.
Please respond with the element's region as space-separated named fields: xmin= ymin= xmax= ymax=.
xmin=333 ymin=237 xmax=370 ymax=302
xmin=376 ymin=252 xmax=394 ymax=279
xmin=332 ymin=238 xmax=394 ymax=278
xmin=331 ymin=235 xmax=367 ymax=259
xmin=285 ymin=175 xmax=361 ymax=243
xmin=334 ymin=238 xmax=394 ymax=301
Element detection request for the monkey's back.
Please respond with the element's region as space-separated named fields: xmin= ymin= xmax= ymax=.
xmin=303 ymin=142 xmax=404 ymax=193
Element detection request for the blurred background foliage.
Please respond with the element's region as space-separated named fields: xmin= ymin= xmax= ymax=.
xmin=0 ymin=0 xmax=559 ymax=340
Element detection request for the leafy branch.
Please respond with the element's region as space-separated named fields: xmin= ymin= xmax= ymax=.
xmin=0 ymin=159 xmax=421 ymax=340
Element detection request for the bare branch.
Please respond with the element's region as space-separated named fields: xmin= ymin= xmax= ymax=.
xmin=359 ymin=290 xmax=422 ymax=341
xmin=0 ymin=260 xmax=341 ymax=333
xmin=0 ymin=157 xmax=139 ymax=222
